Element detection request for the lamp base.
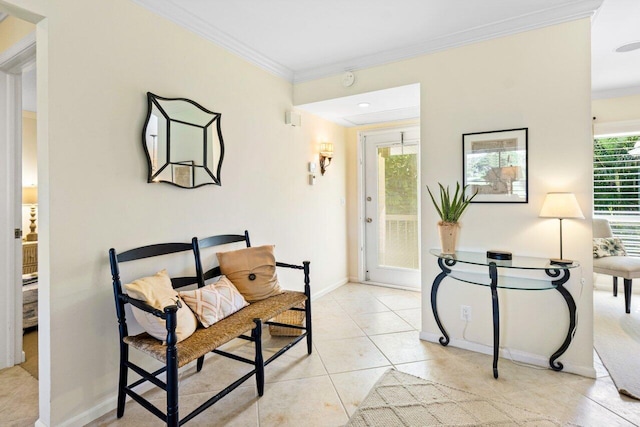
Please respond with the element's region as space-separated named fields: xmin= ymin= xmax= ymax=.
xmin=550 ymin=258 xmax=573 ymax=266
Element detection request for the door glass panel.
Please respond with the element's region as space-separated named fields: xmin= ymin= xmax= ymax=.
xmin=377 ymin=144 xmax=419 ymax=270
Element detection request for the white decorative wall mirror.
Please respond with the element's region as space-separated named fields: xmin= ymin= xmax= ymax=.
xmin=142 ymin=92 xmax=224 ymax=188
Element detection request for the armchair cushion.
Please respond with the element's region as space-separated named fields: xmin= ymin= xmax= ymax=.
xmin=593 ymin=256 xmax=640 ymax=279
xmin=217 ymin=245 xmax=283 ymax=302
xmin=124 ymin=269 xmax=197 ymax=343
xmin=179 ymin=276 xmax=249 ymax=328
xmin=593 ymin=237 xmax=627 ymax=258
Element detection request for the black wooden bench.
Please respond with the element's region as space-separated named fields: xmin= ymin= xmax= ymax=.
xmin=108 ymin=231 xmax=311 ymax=426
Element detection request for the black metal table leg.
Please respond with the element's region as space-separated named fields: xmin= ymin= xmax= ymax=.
xmin=431 ymin=257 xmax=456 ymax=346
xmin=489 ymin=263 xmax=499 ymax=379
xmin=546 ymin=269 xmax=576 ymax=371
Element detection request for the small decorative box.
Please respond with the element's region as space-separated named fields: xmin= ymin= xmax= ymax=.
xmin=487 ymin=250 xmax=512 ymax=260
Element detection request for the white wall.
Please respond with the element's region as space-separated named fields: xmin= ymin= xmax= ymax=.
xmin=297 ymin=19 xmax=594 ymax=375
xmin=2 ymin=0 xmax=347 ymax=425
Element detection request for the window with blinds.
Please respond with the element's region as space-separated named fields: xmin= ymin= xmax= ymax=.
xmin=594 ymin=135 xmax=640 ymax=255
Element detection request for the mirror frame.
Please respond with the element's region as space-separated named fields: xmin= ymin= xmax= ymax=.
xmin=142 ymin=92 xmax=225 ymax=188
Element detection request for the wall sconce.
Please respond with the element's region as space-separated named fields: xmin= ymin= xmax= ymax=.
xmin=319 ymin=143 xmax=334 ymax=175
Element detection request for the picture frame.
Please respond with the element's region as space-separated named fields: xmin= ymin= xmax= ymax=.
xmin=462 ymin=128 xmax=528 ymax=203
xmin=171 ymin=161 xmax=195 ymax=188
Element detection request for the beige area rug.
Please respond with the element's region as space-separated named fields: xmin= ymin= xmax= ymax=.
xmin=593 ymin=289 xmax=640 ymax=400
xmin=346 ymin=369 xmax=571 ymax=426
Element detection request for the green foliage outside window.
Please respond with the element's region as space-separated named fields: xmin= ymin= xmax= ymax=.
xmin=594 ymin=136 xmax=640 ymax=214
xmin=383 ymin=150 xmax=418 ymax=215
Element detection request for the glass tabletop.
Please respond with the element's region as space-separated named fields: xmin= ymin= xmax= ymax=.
xmin=429 ymin=249 xmax=580 ymax=270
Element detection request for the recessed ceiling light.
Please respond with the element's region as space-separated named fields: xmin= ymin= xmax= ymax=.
xmin=358 ymin=102 xmax=370 ymax=108
xmin=615 ymin=41 xmax=640 ymax=53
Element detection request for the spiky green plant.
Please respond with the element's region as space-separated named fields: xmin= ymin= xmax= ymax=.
xmin=427 ymin=182 xmax=477 ymax=224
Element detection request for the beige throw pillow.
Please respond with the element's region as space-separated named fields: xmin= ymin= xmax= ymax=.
xmin=179 ymin=276 xmax=249 ymax=328
xmin=124 ymin=269 xmax=197 ymax=343
xmin=593 ymin=237 xmax=627 ymax=258
xmin=216 ymin=245 xmax=283 ymax=302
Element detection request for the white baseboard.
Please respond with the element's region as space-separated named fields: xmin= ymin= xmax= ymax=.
xmin=348 ymin=276 xmax=359 ymax=283
xmin=57 ymin=367 xmax=170 ymax=427
xmin=56 ymin=395 xmax=120 ymax=427
xmin=419 ymin=331 xmax=596 ymax=378
xmin=311 ymin=277 xmax=348 ymax=300
xmin=56 ymin=279 xmax=348 ymax=426
xmin=35 ymin=419 xmax=47 ymax=427
xmin=360 ymin=280 xmax=420 ymax=292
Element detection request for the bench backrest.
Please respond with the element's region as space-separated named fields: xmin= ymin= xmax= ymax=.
xmin=109 ymin=231 xmax=252 ymax=339
xmin=194 ymin=231 xmax=251 ymax=282
xmin=109 ymin=242 xmax=199 ymax=338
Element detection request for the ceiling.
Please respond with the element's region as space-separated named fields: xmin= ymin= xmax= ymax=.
xmin=591 ymin=0 xmax=640 ymax=98
xmin=15 ymin=1 xmax=640 ymax=124
xmin=131 ymin=0 xmax=639 ymax=126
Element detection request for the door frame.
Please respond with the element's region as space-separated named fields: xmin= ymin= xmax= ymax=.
xmin=357 ymin=124 xmax=421 ymax=290
xmin=0 ymin=31 xmax=36 ymax=369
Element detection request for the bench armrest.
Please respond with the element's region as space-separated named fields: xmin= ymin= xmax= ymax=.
xmin=276 ymin=261 xmax=309 ymax=270
xmin=118 ymin=294 xmax=178 ymax=319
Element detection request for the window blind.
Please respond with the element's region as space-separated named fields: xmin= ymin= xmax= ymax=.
xmin=594 ymin=135 xmax=640 ymax=256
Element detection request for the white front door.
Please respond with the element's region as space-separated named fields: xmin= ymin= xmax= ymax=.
xmin=363 ymin=127 xmax=420 ymax=289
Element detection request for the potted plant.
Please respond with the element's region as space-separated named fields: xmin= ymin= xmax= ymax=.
xmin=427 ymin=182 xmax=477 ymax=254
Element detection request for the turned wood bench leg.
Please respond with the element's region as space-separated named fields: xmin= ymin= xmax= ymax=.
xmin=253 ymin=319 xmax=265 ymax=396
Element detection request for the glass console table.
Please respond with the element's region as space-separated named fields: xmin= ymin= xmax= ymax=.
xmin=429 ymin=249 xmax=580 ymax=379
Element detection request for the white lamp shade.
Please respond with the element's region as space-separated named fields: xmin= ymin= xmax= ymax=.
xmin=320 ymin=142 xmax=334 ymax=157
xmin=539 ymin=192 xmax=584 ymax=219
xmin=22 ymin=186 xmax=38 ymax=205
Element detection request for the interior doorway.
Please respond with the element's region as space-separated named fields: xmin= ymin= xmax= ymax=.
xmin=362 ymin=126 xmax=420 ymax=289
xmin=0 ymin=16 xmax=38 ymax=374
xmin=296 ymin=83 xmax=421 ymax=290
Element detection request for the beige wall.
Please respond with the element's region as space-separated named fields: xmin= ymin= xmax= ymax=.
xmin=297 ymin=19 xmax=594 ymax=375
xmin=0 ymin=14 xmax=33 ymax=53
xmin=593 ymin=93 xmax=640 ymax=123
xmin=3 ymin=0 xmax=347 ymax=425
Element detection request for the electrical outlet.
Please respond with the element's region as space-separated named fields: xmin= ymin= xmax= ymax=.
xmin=461 ymin=305 xmax=471 ymax=322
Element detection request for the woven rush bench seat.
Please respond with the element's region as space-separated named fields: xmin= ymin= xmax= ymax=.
xmin=109 ymin=231 xmax=312 ymax=427
xmin=124 ymin=290 xmax=307 ymax=367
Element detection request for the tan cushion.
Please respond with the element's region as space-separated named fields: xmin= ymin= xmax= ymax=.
xmin=179 ymin=276 xmax=249 ymax=328
xmin=593 ymin=256 xmax=640 ymax=279
xmin=217 ymin=245 xmax=283 ymax=302
xmin=124 ymin=270 xmax=197 ymax=343
xmin=593 ymin=237 xmax=627 ymax=258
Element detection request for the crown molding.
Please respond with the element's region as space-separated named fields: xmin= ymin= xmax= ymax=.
xmin=0 ymin=31 xmax=36 ymax=73
xmin=592 ymin=85 xmax=640 ymax=100
xmin=132 ymin=0 xmax=601 ymax=84
xmin=293 ymin=0 xmax=603 ymax=82
xmin=130 ymin=0 xmax=294 ymax=81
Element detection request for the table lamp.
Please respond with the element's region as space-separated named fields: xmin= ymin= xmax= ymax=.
xmin=22 ymin=186 xmax=38 ymax=241
xmin=539 ymin=192 xmax=584 ymax=265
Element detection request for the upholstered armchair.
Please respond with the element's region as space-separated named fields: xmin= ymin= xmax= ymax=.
xmin=593 ymin=218 xmax=640 ymax=313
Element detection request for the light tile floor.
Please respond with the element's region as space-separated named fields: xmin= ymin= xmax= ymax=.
xmin=2 ymin=283 xmax=639 ymax=426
